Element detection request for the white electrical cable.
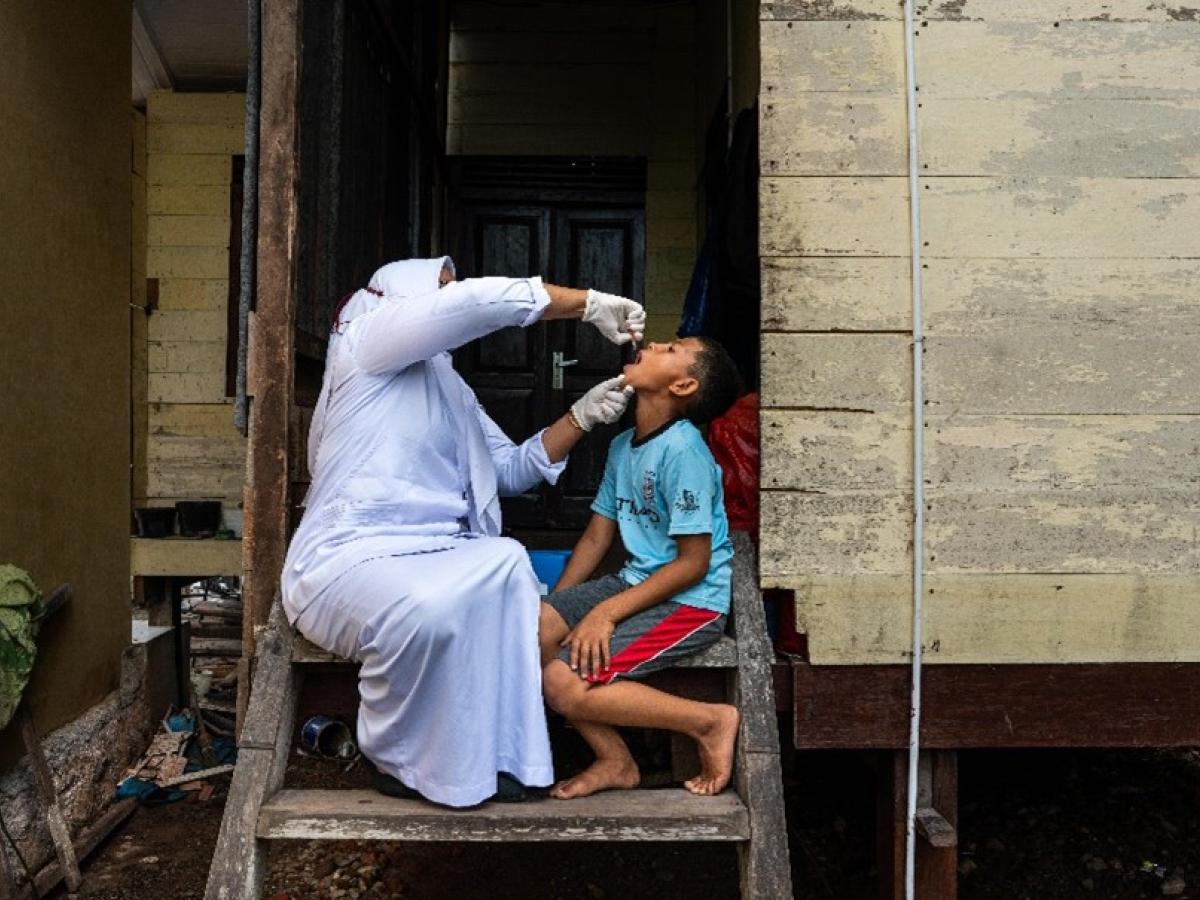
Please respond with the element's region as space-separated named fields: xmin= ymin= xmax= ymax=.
xmin=901 ymin=1 xmax=926 ymax=898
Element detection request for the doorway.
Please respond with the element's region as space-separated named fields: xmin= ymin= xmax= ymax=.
xmin=449 ymin=155 xmax=646 ymax=529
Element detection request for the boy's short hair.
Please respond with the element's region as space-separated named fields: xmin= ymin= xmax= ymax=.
xmin=683 ymin=336 xmax=743 ymax=425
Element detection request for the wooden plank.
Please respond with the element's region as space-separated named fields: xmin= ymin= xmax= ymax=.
xmin=762 ymin=95 xmax=906 ymax=176
xmin=915 ymin=808 xmax=957 ymax=849
xmin=921 ymin=177 xmax=1200 ymax=259
xmin=918 ymin=22 xmax=1200 ymax=100
xmin=762 ymin=411 xmax=910 ymax=491
xmin=927 ymin=415 xmax=1200 ymax=490
xmin=149 ymin=372 xmax=229 ymax=404
xmin=147 ymin=122 xmax=245 ymax=155
xmin=728 ymin=533 xmax=781 ymax=754
xmin=148 ymin=373 xmax=229 ymax=405
xmin=292 ymin=632 xmax=738 ymax=668
xmin=915 ymin=752 xmax=958 ymax=900
xmin=257 ymin=789 xmax=750 ymax=842
xmin=760 ymin=21 xmax=905 ymax=96
xmin=920 ymin=98 xmax=1200 ymax=177
xmin=131 ymin=538 xmax=243 ymax=577
xmin=147 ymin=92 xmax=246 ymax=124
xmin=148 ymin=309 xmax=228 ymax=342
xmin=147 ymin=183 xmax=230 ymax=216
xmin=14 ymin=799 xmax=137 ymax=900
xmin=760 ymin=177 xmax=911 ymax=257
xmin=206 ymin=601 xmax=300 ymax=900
xmin=18 ymin=708 xmax=81 ymax=892
xmin=927 ymin=490 xmax=1200 ymax=573
xmin=761 ymin=257 xmax=910 ymax=331
xmin=147 ymin=246 xmax=229 ymax=279
xmin=760 ymin=492 xmax=913 ymax=579
xmin=147 ymin=154 xmax=236 ymax=187
xmin=148 ymin=214 xmax=231 ymax=247
xmin=926 ymin=332 xmax=1200 ymax=414
xmin=763 ymin=1 xmax=1200 ymax=21
xmin=761 ymin=333 xmax=912 ymax=409
xmin=923 ymin=258 xmax=1199 ymax=334
xmin=735 ymin=753 xmax=794 ymax=899
xmin=150 ymin=402 xmax=239 ymax=435
xmin=158 ymin=279 xmax=230 ymax=311
xmin=791 ymin=662 xmax=1200 ymax=748
xmin=775 ymin=574 xmax=1200 ymax=664
xmin=149 ymin=341 xmax=227 ymax=375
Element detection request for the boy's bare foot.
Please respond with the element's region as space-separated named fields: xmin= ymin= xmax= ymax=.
xmin=685 ymin=704 xmax=740 ymax=796
xmin=550 ymin=757 xmax=640 ymax=800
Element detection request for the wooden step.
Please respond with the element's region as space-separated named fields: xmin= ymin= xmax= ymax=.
xmin=257 ymin=788 xmax=749 ymax=842
xmin=291 ymin=633 xmax=738 ymax=667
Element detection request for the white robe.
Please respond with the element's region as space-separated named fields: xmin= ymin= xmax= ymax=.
xmin=282 ymin=274 xmax=563 ymax=807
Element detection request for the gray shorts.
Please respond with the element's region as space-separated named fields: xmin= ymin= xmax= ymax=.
xmin=545 ymin=575 xmax=727 ymax=684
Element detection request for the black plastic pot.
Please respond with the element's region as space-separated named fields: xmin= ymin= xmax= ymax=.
xmin=176 ymin=501 xmax=222 ymax=537
xmin=134 ymin=507 xmax=176 ymax=538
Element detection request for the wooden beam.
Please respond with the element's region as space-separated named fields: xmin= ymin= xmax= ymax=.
xmin=131 ymin=538 xmax=243 ymax=577
xmin=242 ymin=0 xmax=300 ymax=635
xmin=792 ymin=662 xmax=1200 ymax=749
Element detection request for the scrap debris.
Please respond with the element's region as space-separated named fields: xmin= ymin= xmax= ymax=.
xmin=117 ymin=709 xmax=237 ymax=805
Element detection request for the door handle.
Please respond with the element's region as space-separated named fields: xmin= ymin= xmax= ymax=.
xmin=552 ymin=352 xmax=579 ymax=390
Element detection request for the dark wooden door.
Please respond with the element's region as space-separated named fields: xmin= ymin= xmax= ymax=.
xmin=454 ymin=202 xmax=645 ymax=529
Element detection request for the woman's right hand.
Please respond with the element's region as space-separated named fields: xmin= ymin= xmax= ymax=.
xmin=582 ymin=290 xmax=646 ymax=345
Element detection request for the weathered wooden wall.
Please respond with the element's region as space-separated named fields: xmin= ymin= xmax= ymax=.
xmin=446 ymin=1 xmax=705 ymax=341
xmin=759 ymin=0 xmax=1200 ymax=664
xmin=143 ymin=91 xmax=247 ymax=516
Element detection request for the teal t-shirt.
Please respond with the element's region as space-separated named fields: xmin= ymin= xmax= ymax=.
xmin=592 ymin=419 xmax=733 ymax=614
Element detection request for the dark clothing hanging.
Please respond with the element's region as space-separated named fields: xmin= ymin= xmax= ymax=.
xmin=678 ymin=102 xmax=760 ymax=391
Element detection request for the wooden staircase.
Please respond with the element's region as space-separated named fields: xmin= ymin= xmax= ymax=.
xmin=205 ymin=532 xmax=791 ymax=899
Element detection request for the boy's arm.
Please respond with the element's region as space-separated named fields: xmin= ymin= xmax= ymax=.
xmin=553 ymin=513 xmax=618 ymax=592
xmin=563 ymin=533 xmax=711 ymax=678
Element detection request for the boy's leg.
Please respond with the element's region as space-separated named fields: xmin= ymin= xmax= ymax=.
xmin=549 ymin=717 xmax=640 ymax=799
xmin=543 ymin=659 xmax=740 ymax=796
xmin=539 ymin=604 xmax=640 ymax=798
xmin=538 ymin=602 xmax=570 ymax=666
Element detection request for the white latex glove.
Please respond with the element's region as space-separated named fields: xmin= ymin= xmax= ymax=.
xmin=583 ymin=289 xmax=646 ymax=346
xmin=571 ymin=375 xmax=635 ymax=432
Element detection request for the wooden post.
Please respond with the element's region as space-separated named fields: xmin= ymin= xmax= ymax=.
xmin=239 ymin=0 xmax=301 ymax=735
xmin=876 ymin=750 xmax=958 ymax=900
xmin=17 ymin=708 xmax=81 ymax=893
xmin=915 ymin=751 xmax=958 ymax=900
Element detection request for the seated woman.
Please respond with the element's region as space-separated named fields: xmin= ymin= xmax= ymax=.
xmin=281 ymin=257 xmax=643 ymax=808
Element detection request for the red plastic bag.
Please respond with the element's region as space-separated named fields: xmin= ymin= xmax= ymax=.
xmin=707 ymin=392 xmax=758 ymax=535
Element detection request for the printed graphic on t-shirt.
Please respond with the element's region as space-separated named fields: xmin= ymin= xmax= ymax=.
xmin=675 ymin=489 xmax=699 ymax=514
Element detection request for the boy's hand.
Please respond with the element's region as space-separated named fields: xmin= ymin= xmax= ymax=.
xmin=562 ymin=609 xmax=616 ymax=679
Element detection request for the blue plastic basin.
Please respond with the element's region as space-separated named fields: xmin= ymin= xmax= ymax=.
xmin=527 ymin=549 xmax=572 ymax=593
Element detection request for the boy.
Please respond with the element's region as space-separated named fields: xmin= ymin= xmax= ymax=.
xmin=539 ymin=336 xmax=743 ymax=799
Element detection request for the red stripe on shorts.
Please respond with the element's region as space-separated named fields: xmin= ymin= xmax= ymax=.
xmin=586 ymin=605 xmax=722 ymax=685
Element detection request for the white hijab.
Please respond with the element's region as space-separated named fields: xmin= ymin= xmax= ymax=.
xmin=308 ymin=256 xmax=454 ymax=476
xmin=306 ymin=255 xmax=503 ymax=537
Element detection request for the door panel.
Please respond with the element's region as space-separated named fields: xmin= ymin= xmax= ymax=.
xmin=453 ymin=199 xmax=646 ymax=530
xmin=553 ymin=209 xmax=646 ymax=526
xmin=455 ymin=206 xmax=552 ymax=526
